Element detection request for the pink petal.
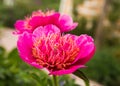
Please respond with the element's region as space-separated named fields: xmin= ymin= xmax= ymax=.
xmin=76 ymin=46 xmax=95 ymax=65
xmin=29 ymin=13 xmax=60 ymax=30
xmin=17 ymin=32 xmax=42 ymax=69
xmin=58 ymin=15 xmax=78 ymax=32
xmin=29 ymin=16 xmax=47 ymax=29
xmin=33 ymin=24 xmax=60 ymax=37
xmin=59 ymin=34 xmax=95 ymax=66
xmin=50 ymin=65 xmax=85 ymax=75
xmin=77 ymin=35 xmax=95 ymax=57
xmin=64 ymin=34 xmax=78 ymax=40
xmin=68 ymin=23 xmax=78 ymax=31
xmin=43 ymin=24 xmax=60 ymax=34
xmin=14 ymin=20 xmax=32 ymax=34
xmin=14 ymin=20 xmax=25 ymax=31
xmin=48 ymin=12 xmax=60 ymax=24
xmin=73 ymin=34 xmax=95 ymax=64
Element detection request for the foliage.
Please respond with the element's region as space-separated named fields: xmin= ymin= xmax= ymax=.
xmin=82 ymin=46 xmax=120 ymax=86
xmin=0 ymin=4 xmax=31 ymax=28
xmin=73 ymin=70 xmax=89 ymax=86
xmin=0 ymin=46 xmax=79 ymax=86
xmin=108 ymin=0 xmax=120 ymax=23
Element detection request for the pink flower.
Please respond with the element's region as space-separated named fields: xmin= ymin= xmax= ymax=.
xmin=17 ymin=24 xmax=95 ymax=75
xmin=14 ymin=10 xmax=78 ymax=34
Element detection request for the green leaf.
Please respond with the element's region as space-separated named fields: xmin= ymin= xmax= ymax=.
xmin=73 ymin=70 xmax=89 ymax=86
xmin=47 ymin=78 xmax=53 ymax=86
xmin=0 ymin=46 xmax=5 ymax=58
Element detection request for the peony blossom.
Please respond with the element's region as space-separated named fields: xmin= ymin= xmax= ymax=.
xmin=14 ymin=10 xmax=78 ymax=34
xmin=17 ymin=24 xmax=95 ymax=75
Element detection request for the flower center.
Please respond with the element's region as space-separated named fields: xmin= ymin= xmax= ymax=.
xmin=32 ymin=33 xmax=80 ymax=71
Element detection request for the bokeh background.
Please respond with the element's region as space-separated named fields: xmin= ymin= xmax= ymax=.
xmin=0 ymin=0 xmax=120 ymax=86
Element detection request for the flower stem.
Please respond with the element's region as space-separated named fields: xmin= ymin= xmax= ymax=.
xmin=53 ymin=75 xmax=59 ymax=86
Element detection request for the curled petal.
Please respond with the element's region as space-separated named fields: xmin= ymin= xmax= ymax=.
xmin=50 ymin=65 xmax=85 ymax=75
xmin=58 ymin=15 xmax=78 ymax=32
xmin=33 ymin=24 xmax=60 ymax=37
xmin=17 ymin=32 xmax=42 ymax=69
xmin=28 ymin=13 xmax=60 ymax=30
xmin=75 ymin=46 xmax=95 ymax=65
xmin=73 ymin=35 xmax=95 ymax=64
xmin=29 ymin=16 xmax=46 ymax=29
xmin=14 ymin=20 xmax=25 ymax=34
xmin=14 ymin=20 xmax=24 ymax=30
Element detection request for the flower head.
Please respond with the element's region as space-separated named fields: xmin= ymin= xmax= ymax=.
xmin=17 ymin=25 xmax=95 ymax=75
xmin=14 ymin=10 xmax=78 ymax=34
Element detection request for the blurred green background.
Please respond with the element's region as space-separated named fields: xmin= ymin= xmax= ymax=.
xmin=0 ymin=0 xmax=120 ymax=86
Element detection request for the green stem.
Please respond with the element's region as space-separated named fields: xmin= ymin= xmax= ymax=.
xmin=53 ymin=75 xmax=59 ymax=86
